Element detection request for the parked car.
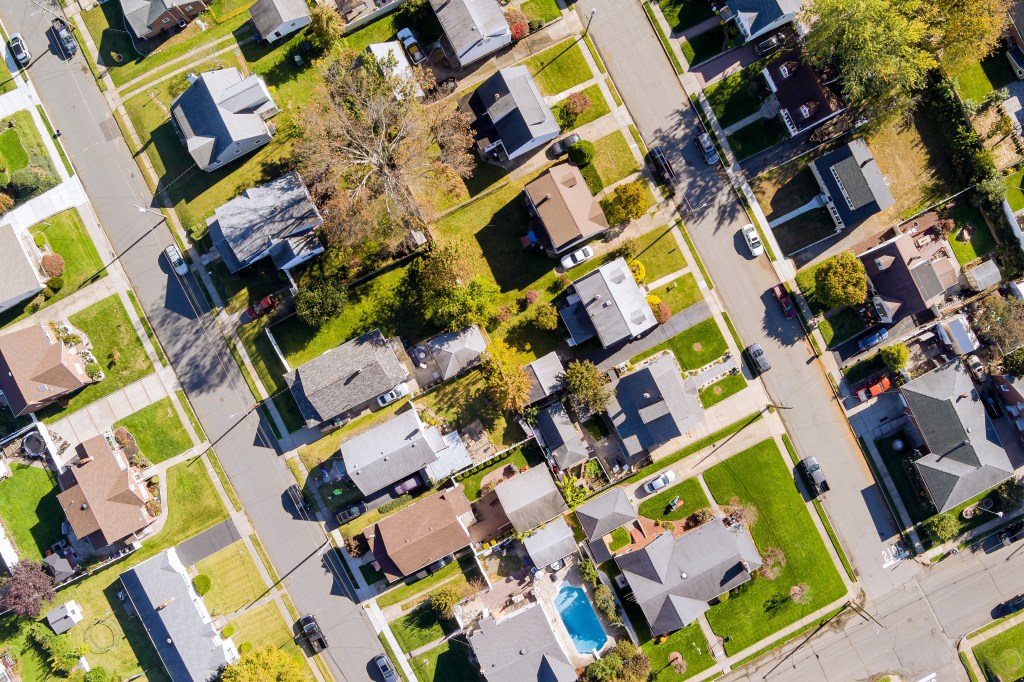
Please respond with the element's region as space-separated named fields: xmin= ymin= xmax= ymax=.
xmin=982 ymin=387 xmax=1004 ymax=419
xmin=966 ymin=354 xmax=987 ymax=383
xmin=771 ymin=283 xmax=796 ymax=318
xmin=857 ymin=376 xmax=891 ymax=403
xmin=377 ymin=382 xmax=410 ymax=407
xmin=998 ymin=594 xmax=1024 ymax=617
xmin=741 ymin=224 xmax=764 ymax=257
xmin=650 ymin=146 xmax=677 ymax=188
xmin=374 ymin=654 xmax=398 ymax=681
xmin=998 ymin=520 xmax=1024 ymax=547
xmin=746 ymin=343 xmax=770 ymax=374
xmin=754 ymin=32 xmax=786 ymax=56
xmin=51 ymin=17 xmax=78 ymax=57
xmin=695 ymin=132 xmax=719 ymax=165
xmin=8 ymin=33 xmax=29 ymax=66
xmin=335 ymin=502 xmax=366 ymax=525
xmin=298 ymin=614 xmax=328 ymax=652
xmin=801 ymin=456 xmax=829 ymax=495
xmin=163 ymin=244 xmax=188 ymax=276
xmin=396 ymin=28 xmax=425 ymax=64
xmin=560 ymin=245 xmax=594 ymax=270
xmin=550 ymin=133 xmax=581 ymax=157
xmin=644 ymin=470 xmax=676 ymax=494
xmin=857 ymin=328 xmax=889 ymax=352
xmin=246 ymin=294 xmax=279 ymax=319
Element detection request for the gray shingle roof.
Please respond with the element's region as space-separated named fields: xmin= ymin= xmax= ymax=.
xmin=0 ymin=225 xmax=42 ymax=311
xmin=427 ymin=325 xmax=486 ymax=380
xmin=120 ymin=0 xmax=184 ymax=38
xmin=469 ymin=603 xmax=577 ymax=682
xmin=812 ymin=139 xmax=894 ymax=227
xmin=249 ymin=0 xmax=309 ymax=37
xmin=536 ymin=402 xmax=589 ymax=470
xmin=616 ymin=522 xmax=762 ymax=635
xmin=430 ymin=0 xmax=510 ymax=67
xmin=472 ymin=66 xmax=559 ymax=157
xmin=522 ymin=516 xmax=577 ymax=568
xmin=285 ymin=329 xmax=407 ymax=424
xmin=569 ymin=257 xmax=656 ymax=348
xmin=525 ymin=351 xmax=565 ymax=404
xmin=340 ymin=408 xmax=445 ymax=496
xmin=575 ymin=487 xmax=636 ymax=541
xmin=495 ymin=466 xmax=568 ymax=533
xmin=728 ymin=0 xmax=802 ymax=37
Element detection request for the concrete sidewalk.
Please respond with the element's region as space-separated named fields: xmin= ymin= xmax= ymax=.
xmin=47 ymin=372 xmax=169 ymax=445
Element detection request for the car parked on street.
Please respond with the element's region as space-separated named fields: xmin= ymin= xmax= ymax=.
xmin=396 ymin=28 xmax=425 ymax=64
xmin=163 ymin=244 xmax=188 ymax=276
xmin=377 ymin=382 xmax=410 ymax=407
xmin=695 ymin=132 xmax=719 ymax=165
xmin=8 ymin=34 xmax=30 ymax=67
xmin=560 ymin=245 xmax=594 ymax=270
xmin=801 ymin=456 xmax=829 ymax=496
xmin=771 ymin=284 xmax=796 ymax=318
xmin=246 ymin=295 xmax=279 ymax=319
xmin=998 ymin=520 xmax=1024 ymax=547
xmin=649 ymin=146 xmax=677 ymax=189
xmin=998 ymin=594 xmax=1024 ymax=617
xmin=374 ymin=654 xmax=398 ymax=680
xmin=746 ymin=343 xmax=770 ymax=374
xmin=335 ymin=502 xmax=366 ymax=525
xmin=858 ymin=328 xmax=889 ymax=352
xmin=754 ymin=32 xmax=786 ymax=56
xmin=51 ymin=17 xmax=78 ymax=57
xmin=550 ymin=133 xmax=581 ymax=157
xmin=741 ymin=224 xmax=764 ymax=257
xmin=644 ymin=470 xmax=676 ymax=494
xmin=298 ymin=614 xmax=327 ymax=652
xmin=286 ymin=484 xmax=308 ymax=514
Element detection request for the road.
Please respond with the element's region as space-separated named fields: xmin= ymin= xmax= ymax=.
xmin=0 ymin=2 xmax=382 ymax=679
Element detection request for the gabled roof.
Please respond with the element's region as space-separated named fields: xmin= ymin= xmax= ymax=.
xmin=469 ymin=604 xmax=576 ymax=682
xmin=812 ymin=140 xmax=894 ymax=226
xmin=45 ymin=600 xmax=82 ymax=635
xmin=0 ymin=324 xmax=90 ymax=417
xmin=472 ymin=66 xmax=559 ymax=155
xmin=427 ymin=325 xmax=486 ymax=380
xmin=903 ymin=360 xmax=1014 ymax=512
xmin=607 ymin=354 xmax=702 ymax=456
xmin=494 ymin=466 xmax=568 ymax=533
xmin=616 ymin=522 xmax=762 ymax=635
xmin=525 ymin=164 xmax=609 ymax=252
xmin=285 ymin=329 xmax=407 ymax=423
xmin=860 ymin=234 xmax=955 ymax=323
xmin=522 ymin=515 xmax=577 ymax=568
xmin=728 ymin=0 xmax=802 ymax=37
xmin=0 ymin=224 xmax=43 ymax=309
xmin=249 ymin=0 xmax=309 ymax=36
xmin=120 ymin=0 xmax=192 ymax=37
xmin=576 ymin=487 xmax=636 ymax=541
xmin=536 ymin=402 xmax=589 ymax=470
xmin=525 ymin=351 xmax=565 ymax=404
xmin=340 ymin=408 xmax=445 ymax=496
xmin=43 ymin=554 xmax=76 ymax=585
xmin=562 ymin=257 xmax=657 ymax=348
xmin=1011 ymin=0 xmax=1024 ymax=40
xmin=764 ymin=47 xmax=844 ymax=133
xmin=429 ymin=0 xmax=511 ymax=66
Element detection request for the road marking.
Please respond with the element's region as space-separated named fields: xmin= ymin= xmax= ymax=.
xmin=882 ymin=542 xmax=909 ymax=568
xmin=914 ymin=673 xmax=937 ymax=682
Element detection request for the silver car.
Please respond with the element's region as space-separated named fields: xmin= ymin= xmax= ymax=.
xmin=644 ymin=470 xmax=676 ymax=494
xmin=8 ymin=34 xmax=30 ymax=67
xmin=163 ymin=245 xmax=188 ymax=276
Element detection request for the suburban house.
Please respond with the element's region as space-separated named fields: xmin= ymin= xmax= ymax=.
xmin=763 ymin=47 xmax=844 ymax=137
xmin=560 ymin=257 xmax=657 ymax=348
xmin=494 ymin=465 xmax=568 ymax=533
xmin=120 ymin=548 xmax=239 ymax=682
xmin=535 ymin=402 xmax=590 ymax=471
xmin=339 ymin=408 xmax=446 ymax=496
xmin=616 ymin=522 xmax=762 ymax=635
xmin=45 ymin=601 xmax=82 ymax=635
xmin=467 ymin=66 xmax=560 ymax=161
xmin=0 ymin=224 xmax=45 ymax=315
xmin=575 ymin=487 xmax=636 ymax=542
xmin=249 ymin=0 xmax=310 ymax=43
xmin=810 ymin=139 xmax=894 ymax=229
xmin=366 ymin=487 xmax=474 ymax=582
xmin=902 ymin=360 xmax=1014 ymax=513
xmin=522 ymin=515 xmax=578 ymax=569
xmin=525 ymin=164 xmax=609 ymax=256
xmin=607 ymin=354 xmax=703 ymax=459
xmin=207 ymin=171 xmax=324 ymax=273
xmin=0 ymin=324 xmax=94 ymax=417
xmin=430 ymin=0 xmax=512 ymax=68
xmin=426 ymin=325 xmax=487 ymax=381
xmin=860 ymin=233 xmax=960 ymax=326
xmin=425 ymin=431 xmax=475 ymax=483
xmin=992 ymin=373 xmax=1024 ymax=446
xmin=525 ymin=351 xmax=565 ymax=405
xmin=285 ymin=329 xmax=408 ymax=426
xmin=170 ymin=68 xmax=279 ymax=172
xmin=468 ymin=603 xmax=576 ymax=682
xmin=57 ymin=435 xmax=155 ymax=553
xmin=724 ymin=0 xmax=801 ymax=42
xmin=120 ymin=0 xmax=207 ymax=41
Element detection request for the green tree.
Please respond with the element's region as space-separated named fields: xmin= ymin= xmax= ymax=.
xmin=534 ymin=303 xmax=559 ymax=330
xmin=295 ymin=279 xmax=347 ymax=328
xmin=568 ymin=140 xmax=595 ymax=165
xmin=308 ymin=6 xmax=344 ymax=51
xmin=482 ymin=340 xmax=532 ymax=412
xmin=419 ymin=244 xmax=468 ymax=293
xmin=602 ymin=181 xmax=650 ymax=225
xmin=996 ymin=476 xmax=1024 ymax=510
xmin=976 ymin=293 xmax=1024 ymax=352
xmin=880 ymin=342 xmax=909 ymax=371
xmin=221 ymin=646 xmax=307 ymax=682
xmin=430 ymin=584 xmax=464 ymax=619
xmin=425 ymin=276 xmax=499 ymax=331
xmin=923 ymin=513 xmax=959 ymax=543
xmin=586 ymin=652 xmax=623 ymax=681
xmin=560 ymin=360 xmax=610 ymax=416
xmin=1004 ymin=347 xmax=1024 ymax=376
xmin=813 ymin=251 xmax=867 ymax=309
xmin=928 ymin=0 xmax=1009 ymax=69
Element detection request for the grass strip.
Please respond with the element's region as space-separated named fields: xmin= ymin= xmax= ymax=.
xmin=259 ymin=404 xmax=283 ymax=440
xmin=606 ymin=77 xmax=622 ymax=106
xmin=584 ymin=34 xmax=606 ymax=73
xmin=377 ymin=633 xmax=407 ymax=682
xmin=175 ymin=389 xmax=207 ymax=442
xmin=227 ymin=337 xmax=262 ymax=399
xmin=208 ymin=451 xmax=241 ymax=512
xmin=731 ymin=604 xmax=848 ymax=670
xmin=35 ymin=105 xmax=73 ymax=176
xmin=249 ymin=533 xmax=280 ymax=584
xmin=678 ymin=220 xmax=712 ymax=289
xmin=960 ymin=652 xmax=980 ymax=682
xmin=629 ymin=124 xmax=647 ymax=156
xmin=126 ymin=290 xmax=167 ymax=366
xmin=643 ymin=3 xmax=684 ymax=75
xmin=721 ymin=312 xmax=743 ymax=351
xmin=281 ymin=593 xmax=300 ymax=621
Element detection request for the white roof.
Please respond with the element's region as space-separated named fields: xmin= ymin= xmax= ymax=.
xmin=937 ymin=315 xmax=980 ymax=354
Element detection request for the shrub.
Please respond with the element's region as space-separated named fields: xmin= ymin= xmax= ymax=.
xmin=496 ymin=305 xmax=513 ymax=323
xmin=85 ymin=362 xmax=101 ymax=380
xmin=813 ymin=251 xmax=867 ymax=309
xmin=34 ymin=233 xmax=45 ymax=247
xmin=221 ymin=625 xmax=236 ymax=637
xmin=0 ymin=192 xmax=14 ymax=213
xmin=192 ymin=574 xmax=211 ymax=596
xmin=239 ymin=642 xmax=252 ymax=654
xmin=506 ymin=8 xmax=528 ymax=39
xmin=308 ymin=5 xmax=344 ymax=51
xmin=9 ymin=167 xmax=53 ymax=199
xmin=579 ymin=557 xmax=599 ymax=586
xmin=629 ymin=260 xmax=645 ymax=282
xmin=534 ymin=303 xmax=559 ymax=330
xmin=28 ymin=625 xmax=79 ymax=673
xmin=524 ymin=289 xmax=539 ymax=306
xmin=378 ymin=494 xmax=412 ymax=515
xmin=616 ymin=238 xmax=639 ymax=261
xmin=47 ymin=276 xmax=64 ymax=293
xmin=41 ymin=286 xmax=55 ymax=301
xmin=41 ymin=253 xmax=65 ymax=277
xmin=923 ymin=513 xmax=959 ymax=544
xmin=593 ymin=585 xmax=621 ymax=624
xmin=528 ymin=18 xmax=544 ymax=31
xmin=565 ymin=92 xmax=592 ymax=118
xmin=880 ymin=342 xmax=909 ymax=371
xmin=550 ymin=272 xmax=571 ymax=293
xmin=295 ymin=279 xmax=347 ymax=328
xmin=150 ymin=475 xmax=160 ymax=485
xmin=0 ymin=169 xmax=9 ymax=187
xmin=568 ymin=140 xmax=596 ymax=166
xmin=651 ymin=300 xmax=670 ymax=324
xmin=430 ymin=584 xmax=464 ymax=619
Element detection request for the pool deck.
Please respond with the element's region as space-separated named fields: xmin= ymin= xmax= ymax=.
xmin=534 ymin=559 xmax=615 ymax=669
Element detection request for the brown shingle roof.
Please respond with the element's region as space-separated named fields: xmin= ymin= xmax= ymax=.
xmin=526 ymin=164 xmax=609 ymax=251
xmin=0 ymin=325 xmax=90 ymax=416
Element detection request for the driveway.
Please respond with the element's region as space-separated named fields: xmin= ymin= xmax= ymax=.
xmin=176 ymin=518 xmax=242 ymax=565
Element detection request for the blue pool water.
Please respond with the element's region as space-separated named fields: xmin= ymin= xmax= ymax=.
xmin=554 ymin=585 xmax=607 ymax=654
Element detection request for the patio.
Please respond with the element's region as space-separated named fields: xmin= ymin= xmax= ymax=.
xmin=468 ymin=491 xmax=512 ymax=544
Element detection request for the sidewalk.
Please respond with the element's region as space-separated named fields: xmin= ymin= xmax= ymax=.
xmin=48 ymin=372 xmax=170 ymax=445
xmin=365 ymin=600 xmax=419 ymax=682
xmin=959 ymin=611 xmax=1024 ymax=680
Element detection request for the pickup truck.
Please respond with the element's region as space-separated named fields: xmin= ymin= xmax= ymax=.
xmin=51 ymin=17 xmax=78 ymax=57
xmin=298 ymin=614 xmax=327 ymax=652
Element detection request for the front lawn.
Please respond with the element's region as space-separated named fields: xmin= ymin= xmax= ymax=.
xmin=391 ymin=603 xmax=453 ymax=653
xmin=643 ymin=622 xmax=715 ymax=681
xmin=638 ymin=476 xmax=709 ymax=521
xmin=681 ymin=24 xmax=726 ymax=67
xmin=113 ymin=396 xmax=192 ymax=464
xmin=727 ymin=116 xmax=788 ymax=160
xmin=228 ymin=601 xmax=304 ymax=660
xmin=409 ymin=638 xmax=482 ymax=682
xmin=751 ymin=160 xmax=821 ymax=223
xmin=874 ymin=431 xmax=933 ymax=525
xmin=698 ymin=373 xmax=746 ymax=408
xmin=454 ymin=443 xmax=545 ymax=500
xmin=772 ymin=207 xmax=836 ymax=256
xmin=523 ymin=40 xmax=593 ymax=97
xmin=950 ymin=49 xmax=1016 ymax=103
xmin=946 ymin=202 xmax=996 ymax=266
xmin=634 ymin=225 xmax=687 ymax=281
xmin=209 ymin=260 xmax=286 ymax=316
xmin=705 ymin=61 xmax=770 ymax=128
xmin=161 ymin=458 xmax=230 ymax=548
xmin=819 ymin=308 xmax=866 ymax=348
xmin=416 ymin=369 xmax=526 ymax=450
xmin=580 ymin=130 xmax=641 ymax=194
xmin=632 ymin=317 xmax=728 ymax=371
xmin=972 ymin=618 xmax=1024 ymax=681
xmin=235 ymin=317 xmax=305 ymax=434
xmin=653 ymin=273 xmax=702 ymax=314
xmin=794 ymin=261 xmax=825 ymax=314
xmin=194 ymin=540 xmax=268 ymax=616
xmin=658 ymin=0 xmax=715 ymax=32
xmin=0 ymin=464 xmax=62 ymax=562
xmin=703 ymin=439 xmax=846 ymax=655
xmin=0 ymin=109 xmax=60 ymax=204
xmin=376 ymin=553 xmax=481 ymax=609
xmin=554 ymin=82 xmax=611 ymax=132
xmin=521 ymin=0 xmax=562 ymax=23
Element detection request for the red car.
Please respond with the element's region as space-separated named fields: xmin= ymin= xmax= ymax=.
xmin=246 ymin=295 xmax=279 ymax=319
xmin=771 ymin=284 xmax=796 ymax=318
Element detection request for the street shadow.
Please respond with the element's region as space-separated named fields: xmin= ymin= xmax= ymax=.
xmin=758 ymin=290 xmax=805 ymax=348
xmin=860 ymin=484 xmax=901 ymax=541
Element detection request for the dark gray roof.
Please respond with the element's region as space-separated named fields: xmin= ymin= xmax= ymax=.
xmin=526 ymin=351 xmax=565 ymax=404
xmin=120 ymin=0 xmax=184 ymax=37
xmin=45 ymin=601 xmax=81 ymax=635
xmin=427 ymin=325 xmax=486 ymax=380
xmin=249 ymin=0 xmax=309 ymax=37
xmin=608 ymin=354 xmax=703 ymax=456
xmin=208 ymin=172 xmax=322 ymax=272
xmin=472 ymin=66 xmax=559 ymax=156
xmin=120 ymin=548 xmax=237 ymax=682
xmin=728 ymin=0 xmax=801 ymax=37
xmin=429 ymin=0 xmax=510 ymax=67
xmin=43 ymin=553 xmax=76 ymax=585
xmin=495 ymin=466 xmax=568 ymax=533
xmin=340 ymin=408 xmax=446 ymax=496
xmin=0 ymin=224 xmax=42 ymax=308
xmin=285 ymin=329 xmax=407 ymax=423
xmin=616 ymin=522 xmax=762 ymax=635
xmin=569 ymin=257 xmax=656 ymax=348
xmin=812 ymin=139 xmax=894 ymax=227
xmin=904 ymin=360 xmax=1014 ymax=512
xmin=469 ymin=604 xmax=576 ymax=682
xmin=575 ymin=487 xmax=636 ymax=541
xmin=536 ymin=402 xmax=589 ymax=470
xmin=522 ymin=515 xmax=577 ymax=568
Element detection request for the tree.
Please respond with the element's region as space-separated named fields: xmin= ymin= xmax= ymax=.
xmin=602 ymin=181 xmax=650 ymax=225
xmin=997 ymin=476 xmax=1024 ymax=510
xmin=307 ymin=6 xmax=344 ymax=51
xmin=559 ymin=472 xmax=588 ymax=508
xmin=534 ymin=303 xmax=559 ymax=330
xmin=928 ymin=0 xmax=1008 ymax=69
xmin=481 ymin=340 xmax=531 ymax=412
xmin=424 ymin=276 xmax=499 ymax=331
xmin=923 ymin=513 xmax=959 ymax=543
xmin=430 ymin=584 xmax=464 ymax=619
xmin=813 ymin=251 xmax=867 ymax=309
xmin=976 ymin=293 xmax=1024 ymax=352
xmin=880 ymin=342 xmax=909 ymax=371
xmin=419 ymin=244 xmax=468 ymax=293
xmin=295 ymin=279 xmax=347 ymax=328
xmin=586 ymin=653 xmax=623 ymax=681
xmin=593 ymin=584 xmax=621 ymax=624
xmin=221 ymin=646 xmax=307 ymax=682
xmin=561 ymin=360 xmax=610 ymax=416
xmin=568 ymin=140 xmax=595 ymax=166
xmin=3 ymin=560 xmax=54 ymax=618
xmin=1005 ymin=347 xmax=1024 ymax=376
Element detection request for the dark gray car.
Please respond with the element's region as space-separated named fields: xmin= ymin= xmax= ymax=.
xmin=746 ymin=343 xmax=770 ymax=374
xmin=801 ymin=456 xmax=829 ymax=495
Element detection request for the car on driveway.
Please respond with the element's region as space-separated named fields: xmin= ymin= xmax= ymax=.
xmin=801 ymin=456 xmax=829 ymax=495
xmin=163 ymin=244 xmax=188 ymax=276
xmin=771 ymin=284 xmax=796 ymax=318
xmin=754 ymin=32 xmax=786 ymax=56
xmin=298 ymin=614 xmax=327 ymax=652
xmin=335 ymin=502 xmax=366 ymax=525
xmin=560 ymin=245 xmax=594 ymax=270
xmin=644 ymin=470 xmax=676 ymax=494
xmin=858 ymin=328 xmax=889 ymax=352
xmin=8 ymin=34 xmax=30 ymax=67
xmin=982 ymin=387 xmax=1004 ymax=419
xmin=998 ymin=594 xmax=1024 ymax=617
xmin=741 ymin=224 xmax=764 ymax=257
xmin=966 ymin=354 xmax=987 ymax=383
xmin=377 ymin=382 xmax=410 ymax=407
xmin=550 ymin=133 xmax=580 ymax=157
xmin=374 ymin=653 xmax=398 ymax=680
xmin=746 ymin=343 xmax=770 ymax=374
xmin=695 ymin=132 xmax=719 ymax=165
xmin=246 ymin=295 xmax=278 ymax=319
xmin=396 ymin=28 xmax=425 ymax=64
xmin=650 ymin=146 xmax=678 ymax=188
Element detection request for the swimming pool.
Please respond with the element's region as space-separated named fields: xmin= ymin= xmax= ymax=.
xmin=554 ymin=585 xmax=607 ymax=655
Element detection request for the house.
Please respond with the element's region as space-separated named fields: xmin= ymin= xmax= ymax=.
xmin=427 ymin=325 xmax=487 ymax=380
xmin=560 ymin=257 xmax=657 ymax=348
xmin=535 ymin=402 xmax=589 ymax=471
xmin=120 ymin=0 xmax=207 ymax=41
xmin=468 ymin=66 xmax=560 ymax=161
xmin=860 ymin=233 xmax=959 ymax=325
xmin=285 ymin=329 xmax=408 ymax=426
xmin=616 ymin=521 xmax=762 ymax=635
xmin=575 ymin=487 xmax=636 ymax=542
xmin=468 ymin=603 xmax=576 ymax=682
xmin=525 ymin=164 xmax=609 ymax=256
xmin=607 ymin=354 xmax=703 ymax=458
xmin=430 ymin=0 xmax=512 ymax=68
xmin=762 ymin=47 xmax=844 ymax=137
xmin=340 ymin=408 xmax=446 ymax=496
xmin=494 ymin=466 xmax=568 ymax=533
xmin=43 ymin=554 xmax=76 ymax=586
xmin=120 ymin=548 xmax=239 ymax=682
xmin=367 ymin=42 xmax=425 ymax=100
xmin=249 ymin=0 xmax=310 ymax=43
xmin=366 ymin=487 xmax=474 ymax=582
xmin=45 ymin=601 xmax=82 ymax=635
xmin=902 ymin=360 xmax=1014 ymax=513
xmin=0 ymin=324 xmax=93 ymax=417
xmin=57 ymin=435 xmax=155 ymax=552
xmin=525 ymin=351 xmax=565 ymax=405
xmin=810 ymin=140 xmax=894 ymax=229
xmin=724 ymin=0 xmax=801 ymax=42
xmin=207 ymin=172 xmax=323 ymax=273
xmin=522 ymin=515 xmax=577 ymax=569
xmin=937 ymin=314 xmax=980 ymax=355
xmin=170 ymin=68 xmax=279 ymax=172
xmin=0 ymin=224 xmax=45 ymax=315
xmin=424 ymin=432 xmax=474 ymax=483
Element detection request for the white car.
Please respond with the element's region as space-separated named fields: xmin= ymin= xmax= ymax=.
xmin=377 ymin=382 xmax=411 ymax=407
xmin=560 ymin=246 xmax=594 ymax=270
xmin=396 ymin=28 xmax=425 ymax=64
xmin=163 ymin=244 xmax=188 ymax=276
xmin=644 ymin=470 xmax=676 ymax=494
xmin=8 ymin=34 xmax=30 ymax=67
xmin=741 ymin=224 xmax=764 ymax=257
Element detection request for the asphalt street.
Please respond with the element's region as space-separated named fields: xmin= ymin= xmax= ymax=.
xmin=0 ymin=2 xmax=383 ymax=679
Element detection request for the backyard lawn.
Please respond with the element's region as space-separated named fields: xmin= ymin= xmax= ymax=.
xmin=409 ymin=638 xmax=481 ymax=682
xmin=658 ymin=0 xmax=715 ymax=32
xmin=634 ymin=225 xmax=686 ymax=281
xmin=681 ymin=24 xmax=726 ymax=67
xmin=1008 ymin=168 xmax=1024 ymax=213
xmin=456 ymin=443 xmax=545 ymax=500
xmin=874 ymin=431 xmax=933 ymax=525
xmin=971 ymin=617 xmax=1024 ymax=681
xmin=632 ymin=317 xmax=728 ymax=371
xmin=523 ymin=40 xmax=593 ymax=96
xmin=194 ymin=540 xmax=268 ymax=616
xmin=0 ymin=464 xmax=62 ymax=562
xmin=949 ymin=48 xmax=1016 ymax=103
xmin=390 ymin=603 xmax=454 ymax=653
xmin=638 ymin=476 xmax=709 ymax=521
xmin=0 ymin=109 xmax=60 ymax=204
xmin=521 ymin=0 xmax=562 ymax=22
xmin=727 ymin=116 xmax=788 ymax=160
xmin=113 ymin=396 xmax=192 ymax=464
xmin=554 ymin=82 xmax=610 ymax=132
xmin=608 ymin=527 xmax=631 ymax=551
xmin=819 ymin=308 xmax=866 ymax=348
xmin=643 ymin=622 xmax=715 ymax=681
xmin=705 ymin=61 xmax=770 ymax=128
xmin=945 ymin=203 xmax=996 ymax=266
xmin=579 ymin=130 xmax=640 ymax=194
xmin=653 ymin=273 xmax=702 ymax=314
xmin=698 ymin=373 xmax=747 ymax=408
xmin=416 ymin=369 xmax=526 ymax=450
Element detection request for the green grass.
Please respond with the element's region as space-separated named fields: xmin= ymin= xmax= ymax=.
xmin=842 ymin=354 xmax=886 ymax=385
xmin=874 ymin=431 xmax=934 ymax=525
xmin=0 ymin=464 xmax=63 ymax=561
xmin=1007 ymin=168 xmax=1024 ymax=213
xmin=946 ymin=202 xmax=996 ymax=266
xmin=818 ymin=308 xmax=866 ymax=348
xmin=521 ymin=0 xmax=561 ymax=22
xmin=194 ymin=540 xmax=268 ymax=616
xmin=972 ymin=619 xmax=1024 ymax=681
xmin=643 ymin=621 xmax=715 ymax=681
xmin=644 ymin=3 xmax=684 ymax=75
xmin=0 ymin=125 xmax=28 ymax=171
xmin=705 ymin=61 xmax=770 ymax=128
xmin=126 ymin=290 xmax=166 ymax=366
xmin=554 ymin=82 xmax=611 ymax=132
xmin=635 ymin=225 xmax=687 ymax=281
xmin=722 ymin=312 xmax=743 ymax=351
xmin=417 ymin=370 xmax=527 ymax=451
xmin=584 ymin=34 xmax=605 ymax=74
xmin=35 ymin=105 xmax=73 ymax=176
xmin=794 ymin=262 xmax=825 ymax=314
xmin=727 ymin=116 xmax=789 ymax=160
xmin=638 ymin=476 xmax=709 ymax=521
xmin=0 ymin=109 xmax=59 ymax=201
xmin=772 ymin=208 xmax=836 ymax=256
xmin=699 ymin=373 xmax=747 ymax=408
xmin=606 ymin=78 xmax=622 ymax=106
xmin=376 ymin=553 xmax=478 ymax=609
xmin=950 ymin=49 xmax=1016 ymax=103
xmin=580 ymin=130 xmax=641 ymax=193
xmin=409 ymin=638 xmax=481 ymax=682
xmin=209 ymin=0 xmax=255 ymax=19
xmin=113 ymin=396 xmax=192 ymax=464
xmin=209 ymin=261 xmax=286 ymax=316
xmin=390 ymin=603 xmax=452 ymax=653
xmin=228 ymin=601 xmax=305 ymax=662
xmin=731 ymin=604 xmax=847 ymax=669
xmin=523 ymin=40 xmax=593 ymax=96
xmin=296 ymin=399 xmax=408 ymax=472
xmin=653 ymin=273 xmax=702 ymax=314
xmin=608 ymin=526 xmax=631 ymax=551
xmin=658 ymin=0 xmax=716 ymax=32
xmin=703 ymin=440 xmax=846 ymax=654
xmin=161 ymin=457 xmax=230 ymax=548
xmin=681 ymin=24 xmax=726 ymax=67
xmin=632 ymin=317 xmax=728 ymax=370
xmin=455 ymin=443 xmax=545 ymax=500
xmin=177 ymin=389 xmax=207 ymax=441
xmin=208 ymin=450 xmax=241 ymax=511
xmin=678 ymin=221 xmax=712 ymax=289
